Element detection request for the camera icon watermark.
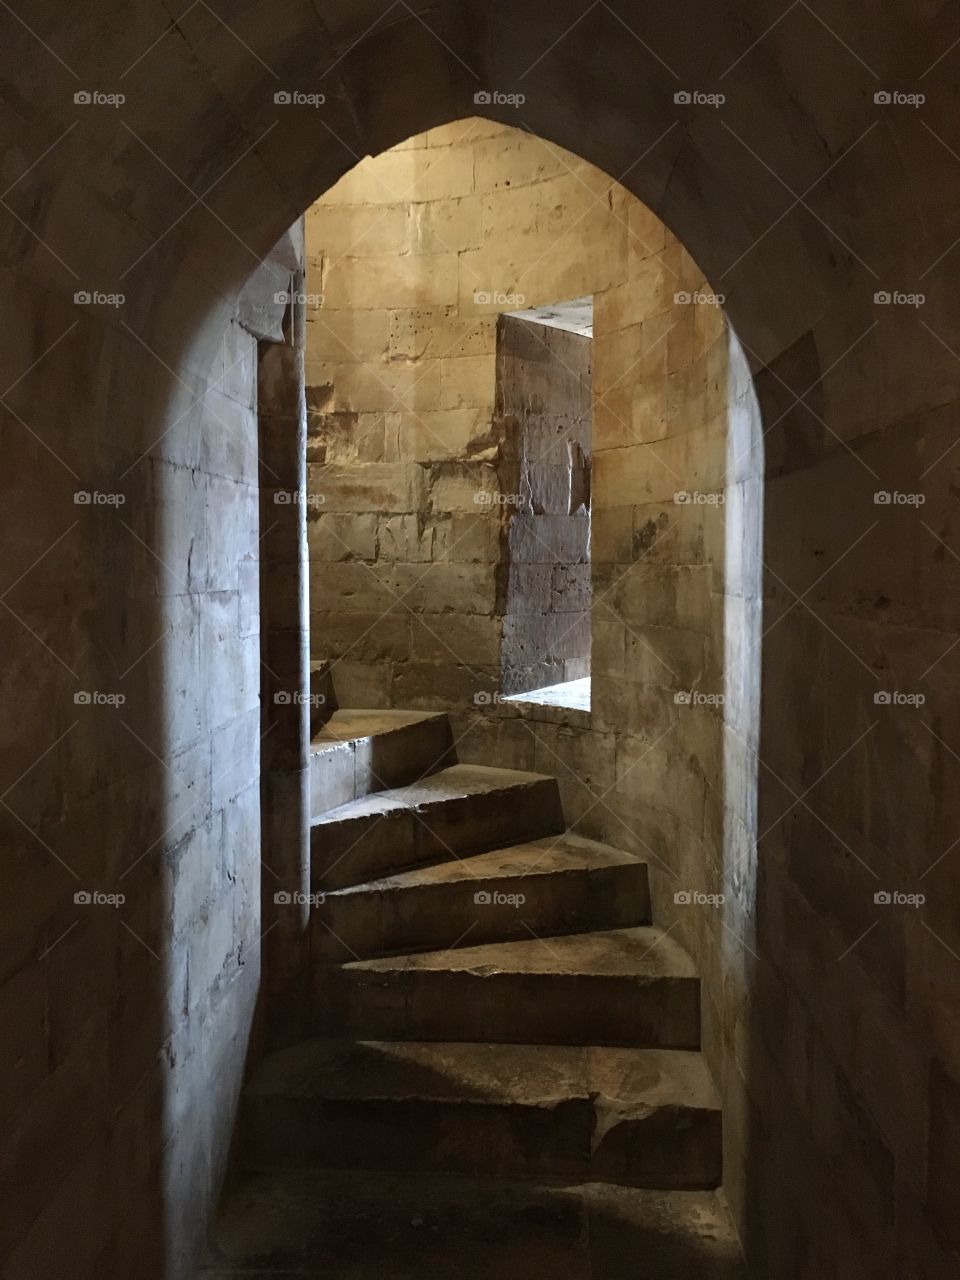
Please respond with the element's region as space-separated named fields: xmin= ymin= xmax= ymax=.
xmin=274 ymin=489 xmax=326 ymax=507
xmin=674 ymin=690 xmax=725 ymax=707
xmin=274 ymin=90 xmax=326 ymax=107
xmin=874 ymin=90 xmax=925 ymax=107
xmin=273 ymin=691 xmax=327 ymax=707
xmin=873 ymin=889 xmax=925 ymax=907
xmin=673 ymin=89 xmax=725 ymax=108
xmin=74 ymin=490 xmax=126 ymax=507
xmin=472 ymin=691 xmax=507 ymax=706
xmin=674 ymin=290 xmax=725 ymax=306
xmin=274 ymin=290 xmax=324 ymax=307
xmin=873 ymin=290 xmax=924 ymax=308
xmin=273 ymin=890 xmax=326 ymax=906
xmin=74 ymin=289 xmax=125 ymax=308
xmin=473 ymin=490 xmax=521 ymax=507
xmin=674 ymin=489 xmax=724 ymax=506
xmin=473 ymin=889 xmax=526 ymax=907
xmin=74 ymin=889 xmax=126 ymax=907
xmin=473 ymin=89 xmax=525 ymax=107
xmin=873 ymin=490 xmax=925 ymax=506
xmin=74 ymin=690 xmax=126 ymax=707
xmin=473 ymin=288 xmax=526 ymax=307
xmin=74 ymin=89 xmax=125 ymax=108
xmin=873 ymin=690 xmax=925 ymax=707
xmin=674 ymin=889 xmax=726 ymax=907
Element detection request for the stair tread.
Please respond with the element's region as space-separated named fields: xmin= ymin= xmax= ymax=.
xmin=338 ymin=925 xmax=697 ymax=979
xmin=311 ymin=708 xmax=447 ymax=751
xmin=329 ymin=832 xmax=643 ymax=897
xmin=200 ymin=1170 xmax=744 ymax=1278
xmin=247 ymin=1038 xmax=718 ymax=1112
xmin=313 ymin=763 xmax=558 ymax=825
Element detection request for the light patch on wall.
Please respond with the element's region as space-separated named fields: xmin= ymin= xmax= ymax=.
xmin=509 ymin=296 xmax=593 ymax=338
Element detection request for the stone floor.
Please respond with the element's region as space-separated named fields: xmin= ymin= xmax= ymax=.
xmin=503 ymin=676 xmax=592 ymax=711
xmin=199 ymin=1170 xmax=744 ymax=1279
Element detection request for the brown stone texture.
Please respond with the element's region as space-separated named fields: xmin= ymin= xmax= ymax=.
xmin=305 ymin=121 xmax=644 ymax=708
xmin=1 ymin=6 xmax=959 ymax=1280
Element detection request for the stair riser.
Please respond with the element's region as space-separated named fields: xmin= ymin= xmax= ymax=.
xmin=312 ymin=970 xmax=701 ymax=1048
xmin=311 ymin=779 xmax=565 ymax=890
xmin=312 ymin=863 xmax=651 ymax=961
xmin=243 ymin=1096 xmax=721 ymax=1189
xmin=311 ymin=717 xmax=454 ymax=817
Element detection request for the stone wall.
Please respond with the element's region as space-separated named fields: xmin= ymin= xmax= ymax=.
xmin=457 ymin=218 xmax=761 ymax=1253
xmin=5 ymin=7 xmax=960 ymax=1277
xmin=303 ymin=122 xmax=501 ymax=709
xmin=304 ymin=117 xmax=759 ymax=1255
xmin=304 ymin=119 xmax=635 ymax=708
xmin=497 ymin=315 xmax=592 ymax=695
xmin=0 ymin=268 xmax=282 ymax=1274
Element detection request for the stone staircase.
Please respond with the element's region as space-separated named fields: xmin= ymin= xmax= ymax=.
xmin=199 ymin=709 xmax=744 ymax=1278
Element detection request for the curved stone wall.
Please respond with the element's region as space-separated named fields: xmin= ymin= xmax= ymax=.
xmin=1 ymin=6 xmax=958 ymax=1276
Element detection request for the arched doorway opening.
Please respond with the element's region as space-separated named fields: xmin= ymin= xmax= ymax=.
xmin=3 ymin=5 xmax=956 ymax=1276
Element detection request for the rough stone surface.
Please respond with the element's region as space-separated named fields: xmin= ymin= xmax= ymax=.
xmin=310 ymin=762 xmax=565 ymax=888
xmin=3 ymin=6 xmax=959 ymax=1277
xmin=312 ymin=832 xmax=650 ymax=959
xmin=309 ymin=708 xmax=453 ymax=815
xmin=243 ymin=1039 xmax=721 ymax=1187
xmin=199 ymin=1171 xmax=743 ymax=1278
xmin=316 ymin=924 xmax=701 ymax=1049
xmin=203 ymin=729 xmax=731 ymax=1274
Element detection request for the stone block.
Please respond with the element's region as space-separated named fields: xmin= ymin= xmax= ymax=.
xmin=389 ymin=308 xmax=495 ymax=361
xmin=323 ymin=252 xmax=459 ymax=311
xmin=307 ymin=512 xmax=378 ymax=562
xmin=308 ymin=462 xmax=425 ymax=513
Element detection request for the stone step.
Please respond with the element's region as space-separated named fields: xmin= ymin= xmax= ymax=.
xmin=312 ymin=833 xmax=650 ymax=961
xmin=243 ymin=1039 xmax=721 ymax=1189
xmin=310 ymin=764 xmax=565 ymax=890
xmin=313 ymin=926 xmax=701 ymax=1048
xmin=199 ymin=1170 xmax=745 ymax=1278
xmin=309 ymin=708 xmax=453 ymax=816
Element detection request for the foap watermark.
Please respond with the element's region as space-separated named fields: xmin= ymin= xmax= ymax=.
xmin=674 ymin=889 xmax=726 ymax=907
xmin=874 ymin=290 xmax=925 ymax=308
xmin=874 ymin=90 xmax=925 ymax=108
xmin=874 ymin=690 xmax=926 ymax=707
xmin=274 ymin=489 xmax=326 ymax=507
xmin=874 ymin=890 xmax=925 ymax=907
xmin=474 ymin=490 xmax=521 ymax=507
xmin=674 ymin=489 xmax=724 ymax=506
xmin=474 ymin=89 xmax=526 ymax=108
xmin=274 ymin=90 xmax=326 ymax=107
xmin=474 ymin=889 xmax=526 ymax=907
xmin=74 ymin=89 xmax=125 ymax=108
xmin=74 ymin=290 xmax=125 ymax=308
xmin=473 ymin=691 xmax=508 ymax=706
xmin=74 ymin=690 xmax=126 ymax=708
xmin=674 ymin=89 xmax=725 ymax=108
xmin=274 ymin=890 xmax=327 ymax=906
xmin=275 ymin=290 xmax=324 ymax=307
xmin=74 ymin=889 xmax=126 ymax=907
xmin=874 ymin=490 xmax=925 ymax=506
xmin=74 ymin=489 xmax=126 ymax=506
xmin=474 ymin=289 xmax=526 ymax=307
xmin=674 ymin=289 xmax=725 ymax=306
xmin=674 ymin=690 xmax=725 ymax=707
xmin=274 ymin=691 xmax=327 ymax=708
